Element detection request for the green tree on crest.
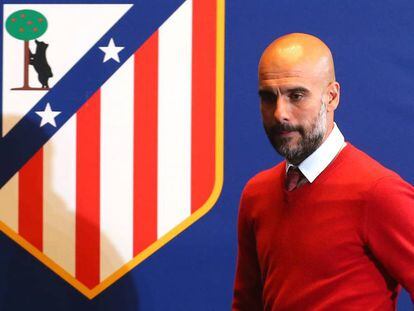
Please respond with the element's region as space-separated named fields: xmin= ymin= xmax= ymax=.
xmin=6 ymin=9 xmax=48 ymax=90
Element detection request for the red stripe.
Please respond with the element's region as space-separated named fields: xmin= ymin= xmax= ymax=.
xmin=19 ymin=149 xmax=43 ymax=250
xmin=191 ymin=0 xmax=217 ymax=213
xmin=76 ymin=90 xmax=101 ymax=288
xmin=133 ymin=32 xmax=159 ymax=255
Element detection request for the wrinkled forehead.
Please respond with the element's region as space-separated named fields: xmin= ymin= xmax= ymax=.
xmin=258 ymin=77 xmax=323 ymax=97
xmin=259 ymin=64 xmax=328 ymax=89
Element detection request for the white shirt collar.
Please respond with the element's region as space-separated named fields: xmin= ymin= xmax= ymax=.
xmin=286 ymin=123 xmax=346 ymax=183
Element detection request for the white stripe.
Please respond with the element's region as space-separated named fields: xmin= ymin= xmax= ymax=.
xmin=100 ymin=56 xmax=134 ymax=281
xmin=157 ymin=0 xmax=193 ymax=237
xmin=43 ymin=117 xmax=77 ymax=276
xmin=0 ymin=174 xmax=19 ymax=232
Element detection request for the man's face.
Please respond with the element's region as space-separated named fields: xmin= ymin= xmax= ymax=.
xmin=258 ymin=73 xmax=329 ymax=165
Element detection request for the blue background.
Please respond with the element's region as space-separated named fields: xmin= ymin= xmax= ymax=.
xmin=0 ymin=0 xmax=413 ymax=310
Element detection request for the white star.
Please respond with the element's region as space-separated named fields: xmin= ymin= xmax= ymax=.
xmin=35 ymin=103 xmax=61 ymax=127
xmin=99 ymin=38 xmax=125 ymax=63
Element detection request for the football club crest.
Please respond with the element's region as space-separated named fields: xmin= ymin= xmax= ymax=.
xmin=0 ymin=0 xmax=224 ymax=298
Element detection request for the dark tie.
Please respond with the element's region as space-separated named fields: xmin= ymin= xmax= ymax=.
xmin=285 ymin=166 xmax=304 ymax=191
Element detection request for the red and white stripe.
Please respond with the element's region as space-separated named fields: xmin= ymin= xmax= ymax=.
xmin=0 ymin=0 xmax=217 ymax=289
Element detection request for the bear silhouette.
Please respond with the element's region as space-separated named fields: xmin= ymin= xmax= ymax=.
xmin=29 ymin=40 xmax=53 ymax=89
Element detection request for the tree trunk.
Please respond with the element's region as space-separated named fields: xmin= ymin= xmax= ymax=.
xmin=23 ymin=40 xmax=30 ymax=88
xmin=11 ymin=40 xmax=49 ymax=91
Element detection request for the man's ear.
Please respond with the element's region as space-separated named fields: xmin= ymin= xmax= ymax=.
xmin=326 ymin=81 xmax=340 ymax=112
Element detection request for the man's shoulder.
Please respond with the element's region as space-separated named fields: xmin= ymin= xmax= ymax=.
xmin=340 ymin=143 xmax=402 ymax=182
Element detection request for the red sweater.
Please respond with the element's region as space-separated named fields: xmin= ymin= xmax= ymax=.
xmin=233 ymin=143 xmax=414 ymax=310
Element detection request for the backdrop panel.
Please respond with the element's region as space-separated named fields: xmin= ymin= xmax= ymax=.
xmin=0 ymin=0 xmax=412 ymax=310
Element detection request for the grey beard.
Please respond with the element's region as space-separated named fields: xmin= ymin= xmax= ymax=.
xmin=266 ymin=101 xmax=327 ymax=165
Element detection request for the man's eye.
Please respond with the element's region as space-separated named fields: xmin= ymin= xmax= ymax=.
xmin=290 ymin=93 xmax=304 ymax=101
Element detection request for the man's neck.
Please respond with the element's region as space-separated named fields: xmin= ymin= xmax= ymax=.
xmin=286 ymin=123 xmax=346 ymax=183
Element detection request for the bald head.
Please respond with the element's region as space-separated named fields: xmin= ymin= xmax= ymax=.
xmin=259 ymin=33 xmax=335 ymax=84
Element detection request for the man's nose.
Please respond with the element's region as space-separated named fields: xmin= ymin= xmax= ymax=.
xmin=273 ymin=97 xmax=290 ymax=123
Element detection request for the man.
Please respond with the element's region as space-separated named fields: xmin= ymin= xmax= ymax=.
xmin=232 ymin=33 xmax=414 ymax=310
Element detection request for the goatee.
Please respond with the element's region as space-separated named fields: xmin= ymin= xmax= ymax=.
xmin=264 ymin=101 xmax=327 ymax=165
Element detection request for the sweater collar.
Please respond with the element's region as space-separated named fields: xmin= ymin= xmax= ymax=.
xmin=286 ymin=123 xmax=346 ymax=183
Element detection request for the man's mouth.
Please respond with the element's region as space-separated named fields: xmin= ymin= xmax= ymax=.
xmin=267 ymin=124 xmax=301 ymax=139
xmin=278 ymin=130 xmax=296 ymax=136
